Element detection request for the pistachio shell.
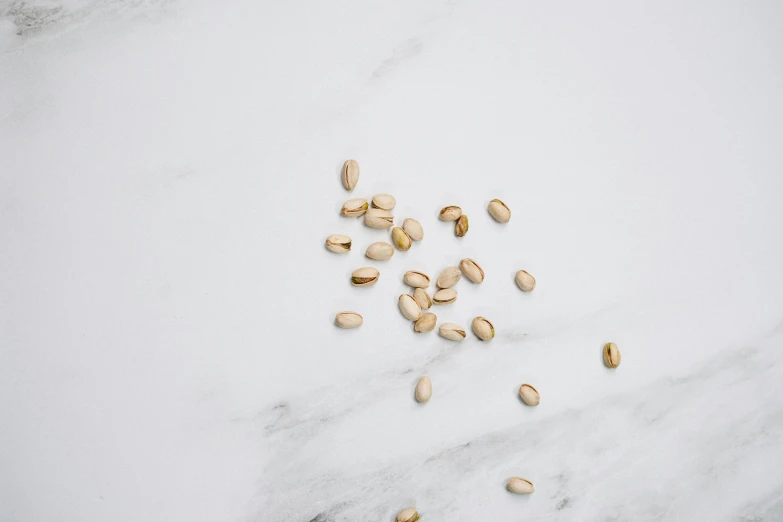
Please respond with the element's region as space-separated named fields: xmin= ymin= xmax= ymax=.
xmin=515 ymin=270 xmax=536 ymax=292
xmin=403 ymin=271 xmax=430 ymax=288
xmin=436 ymin=266 xmax=462 ymax=289
xmin=413 ymin=313 xmax=437 ymax=333
xmin=455 ymin=214 xmax=469 ymax=237
xmin=439 ymin=322 xmax=466 ymax=341
xmin=415 ymin=376 xmax=432 ymax=403
xmin=472 ymin=316 xmax=495 ymax=341
xmin=351 ymin=267 xmax=379 ymax=286
xmin=518 ymin=384 xmax=540 ymax=406
xmin=413 ymin=288 xmax=432 ymax=310
xmin=325 ymin=234 xmax=351 ymax=254
xmin=365 ymin=241 xmax=394 ymax=261
xmin=439 ymin=206 xmax=462 ymax=221
xmin=507 ymin=477 xmax=534 ymax=494
xmin=459 ymin=258 xmax=484 ymax=284
xmin=340 ymin=198 xmax=369 ymax=217
xmin=402 ymin=218 xmax=424 ymax=241
xmin=371 ymin=193 xmax=396 ymax=210
xmin=488 ymin=199 xmax=511 ymax=223
xmin=396 ymin=508 xmax=420 ymax=522
xmin=364 ymin=208 xmax=394 ymax=229
xmin=391 ymin=227 xmax=412 ymax=251
xmin=398 ymin=294 xmax=422 ymax=321
xmin=335 ymin=312 xmax=363 ymax=329
xmin=604 ymin=342 xmax=621 ymax=368
xmin=432 ymin=288 xmax=457 ymax=304
xmin=341 ymin=159 xmax=359 ymax=191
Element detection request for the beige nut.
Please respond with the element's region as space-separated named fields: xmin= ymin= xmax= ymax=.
xmin=507 ymin=477 xmax=534 ymax=494
xmin=340 ymin=198 xmax=369 ymax=217
xmin=437 ymin=266 xmax=462 ymax=289
xmin=391 ymin=227 xmax=412 ymax=251
xmin=396 ymin=508 xmax=420 ymax=522
xmin=371 ymin=193 xmax=396 ymax=210
xmin=439 ymin=206 xmax=462 ymax=221
xmin=455 ymin=215 xmax=469 ymax=237
xmin=335 ymin=312 xmax=363 ymax=329
xmin=413 ymin=288 xmax=432 ymax=310
xmin=342 ymin=159 xmax=359 ymax=191
xmin=459 ymin=258 xmax=484 ymax=284
xmin=515 ymin=270 xmax=536 ymax=292
xmin=325 ymin=234 xmax=351 ymax=254
xmin=365 ymin=242 xmax=394 ymax=261
xmin=398 ymin=294 xmax=422 ymax=321
xmin=488 ymin=199 xmax=511 ymax=223
xmin=364 ymin=208 xmax=394 ymax=229
xmin=415 ymin=376 xmax=432 ymax=403
xmin=604 ymin=342 xmax=621 ymax=368
xmin=351 ymin=267 xmax=379 ymax=286
xmin=439 ymin=322 xmax=466 ymax=341
xmin=402 ymin=218 xmax=424 ymax=241
xmin=472 ymin=316 xmax=495 ymax=341
xmin=403 ymin=271 xmax=430 ymax=288
xmin=432 ymin=288 xmax=457 ymax=304
xmin=414 ymin=313 xmax=437 ymax=333
xmin=518 ymin=384 xmax=540 ymax=406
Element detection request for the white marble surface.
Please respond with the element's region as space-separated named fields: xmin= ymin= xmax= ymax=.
xmin=2 ymin=1 xmax=783 ymax=521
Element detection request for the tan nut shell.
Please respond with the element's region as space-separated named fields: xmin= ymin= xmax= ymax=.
xmin=342 ymin=159 xmax=359 ymax=191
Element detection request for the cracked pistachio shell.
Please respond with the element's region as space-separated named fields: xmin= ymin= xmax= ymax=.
xmin=414 ymin=313 xmax=437 ymax=333
xmin=371 ymin=193 xmax=396 ymax=210
xmin=439 ymin=322 xmax=466 ymax=341
xmin=507 ymin=477 xmax=535 ymax=495
xmin=335 ymin=312 xmax=363 ymax=329
xmin=403 ymin=271 xmax=430 ymax=288
xmin=325 ymin=234 xmax=351 ymax=254
xmin=351 ymin=267 xmax=379 ymax=286
xmin=436 ymin=266 xmax=462 ymax=289
xmin=392 ymin=227 xmax=412 ymax=251
xmin=364 ymin=208 xmax=394 ymax=229
xmin=459 ymin=258 xmax=484 ymax=284
xmin=402 ymin=218 xmax=424 ymax=241
xmin=397 ymin=508 xmax=420 ymax=522
xmin=455 ymin=215 xmax=469 ymax=237
xmin=472 ymin=316 xmax=495 ymax=341
xmin=604 ymin=342 xmax=621 ymax=368
xmin=340 ymin=198 xmax=369 ymax=217
xmin=518 ymin=384 xmax=540 ymax=406
xmin=432 ymin=288 xmax=457 ymax=304
xmin=515 ymin=270 xmax=536 ymax=292
xmin=398 ymin=294 xmax=422 ymax=321
xmin=488 ymin=199 xmax=511 ymax=223
xmin=415 ymin=376 xmax=432 ymax=403
xmin=341 ymin=159 xmax=359 ymax=191
xmin=413 ymin=288 xmax=432 ymax=310
xmin=365 ymin=241 xmax=394 ymax=261
xmin=439 ymin=206 xmax=462 ymax=221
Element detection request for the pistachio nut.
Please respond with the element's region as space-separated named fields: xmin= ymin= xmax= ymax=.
xmin=398 ymin=294 xmax=422 ymax=321
xmin=459 ymin=258 xmax=484 ymax=284
xmin=396 ymin=508 xmax=420 ymax=522
xmin=439 ymin=206 xmax=462 ymax=221
xmin=472 ymin=316 xmax=494 ymax=341
xmin=364 ymin=208 xmax=394 ymax=229
xmin=432 ymin=288 xmax=457 ymax=304
xmin=335 ymin=312 xmax=363 ymax=329
xmin=414 ymin=313 xmax=437 ymax=333
xmin=436 ymin=266 xmax=462 ymax=289
xmin=351 ymin=267 xmax=379 ymax=286
xmin=402 ymin=218 xmax=424 ymax=241
xmin=413 ymin=288 xmax=432 ymax=310
xmin=507 ymin=477 xmax=534 ymax=495
xmin=325 ymin=234 xmax=351 ymax=254
xmin=603 ymin=342 xmax=621 ymax=368
xmin=371 ymin=193 xmax=396 ymax=210
xmin=455 ymin=214 xmax=469 ymax=237
xmin=488 ymin=198 xmax=511 ymax=223
xmin=341 ymin=159 xmax=359 ymax=191
xmin=518 ymin=384 xmax=540 ymax=406
xmin=439 ymin=322 xmax=466 ymax=341
xmin=515 ymin=270 xmax=536 ymax=292
xmin=391 ymin=227 xmax=412 ymax=251
xmin=415 ymin=376 xmax=432 ymax=403
xmin=365 ymin=241 xmax=394 ymax=261
xmin=403 ymin=271 xmax=430 ymax=288
xmin=340 ymin=198 xmax=369 ymax=217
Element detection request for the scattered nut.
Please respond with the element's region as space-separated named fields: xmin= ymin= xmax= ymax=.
xmin=397 ymin=508 xmax=420 ymax=522
xmin=507 ymin=477 xmax=534 ymax=494
xmin=325 ymin=234 xmax=351 ymax=254
xmin=341 ymin=159 xmax=359 ymax=191
xmin=436 ymin=266 xmax=462 ymax=288
xmin=415 ymin=376 xmax=432 ymax=403
xmin=340 ymin=198 xmax=369 ymax=217
xmin=398 ymin=294 xmax=422 ymax=321
xmin=365 ymin=241 xmax=394 ymax=261
xmin=414 ymin=313 xmax=437 ymax=333
xmin=432 ymin=288 xmax=457 ymax=304
xmin=455 ymin=215 xmax=469 ymax=237
xmin=364 ymin=208 xmax=394 ymax=229
xmin=439 ymin=206 xmax=462 ymax=221
xmin=472 ymin=316 xmax=495 ymax=341
xmin=335 ymin=312 xmax=363 ymax=329
xmin=392 ymin=227 xmax=412 ymax=251
xmin=403 ymin=271 xmax=430 ymax=288
xmin=351 ymin=267 xmax=379 ymax=286
xmin=413 ymin=288 xmax=432 ymax=310
xmin=402 ymin=218 xmax=424 ymax=241
xmin=439 ymin=322 xmax=466 ymax=341
xmin=488 ymin=199 xmax=511 ymax=223
xmin=515 ymin=270 xmax=536 ymax=292
xmin=372 ymin=193 xmax=396 ymax=210
xmin=459 ymin=258 xmax=484 ymax=284
xmin=603 ymin=342 xmax=621 ymax=368
xmin=518 ymin=384 xmax=540 ymax=406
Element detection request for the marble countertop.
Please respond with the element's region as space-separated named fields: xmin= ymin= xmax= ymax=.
xmin=2 ymin=1 xmax=783 ymax=521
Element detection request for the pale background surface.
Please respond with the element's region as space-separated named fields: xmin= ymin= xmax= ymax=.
xmin=2 ymin=1 xmax=783 ymax=521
